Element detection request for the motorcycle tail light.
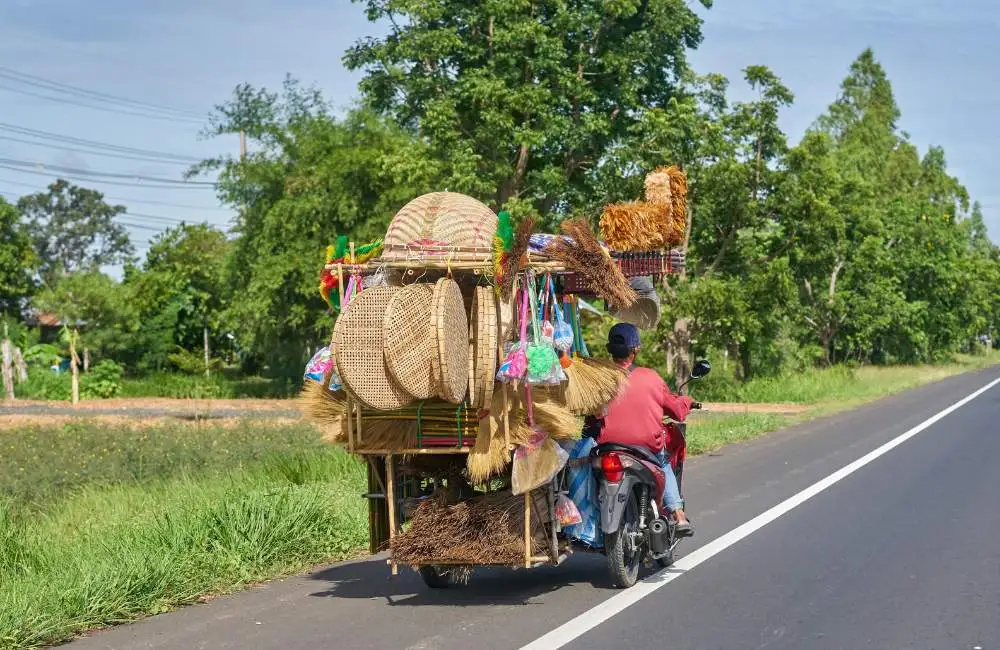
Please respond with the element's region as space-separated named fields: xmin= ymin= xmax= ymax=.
xmin=601 ymin=453 xmax=625 ymax=483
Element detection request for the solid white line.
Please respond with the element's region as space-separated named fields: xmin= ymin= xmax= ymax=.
xmin=520 ymin=375 xmax=1000 ymax=650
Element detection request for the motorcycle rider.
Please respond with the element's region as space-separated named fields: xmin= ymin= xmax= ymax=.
xmin=594 ymin=322 xmax=694 ymax=535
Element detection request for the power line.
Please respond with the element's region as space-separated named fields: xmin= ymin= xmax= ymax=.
xmin=0 ymin=83 xmax=205 ymax=124
xmin=0 ymin=122 xmax=202 ymax=162
xmin=0 ymin=135 xmax=194 ymax=166
xmin=0 ymin=66 xmax=204 ymax=119
xmin=0 ymin=179 xmax=231 ymax=211
xmin=0 ymin=67 xmax=205 ymax=124
xmin=0 ymin=165 xmax=215 ymax=190
xmin=0 ymin=160 xmax=217 ymax=187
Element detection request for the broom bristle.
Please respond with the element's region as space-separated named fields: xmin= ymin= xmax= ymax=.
xmin=546 ymin=219 xmax=637 ymax=308
xmin=298 ymin=380 xmax=348 ymax=442
xmin=531 ymin=398 xmax=581 ymax=440
xmin=467 ymin=387 xmax=532 ymax=484
xmin=564 ymin=358 xmax=629 ymax=415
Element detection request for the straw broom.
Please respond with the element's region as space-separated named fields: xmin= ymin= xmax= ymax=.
xmin=545 ymin=219 xmax=637 ymax=308
xmin=562 ymin=356 xmax=629 ymax=415
xmin=298 ymin=380 xmax=348 ymax=443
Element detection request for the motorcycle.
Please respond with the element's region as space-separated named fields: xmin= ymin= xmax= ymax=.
xmin=592 ymin=359 xmax=711 ymax=588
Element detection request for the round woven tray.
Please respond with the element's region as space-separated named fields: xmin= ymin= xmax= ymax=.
xmin=333 ymin=286 xmax=413 ymax=410
xmin=384 ymin=283 xmax=437 ymax=400
xmin=431 ymin=277 xmax=469 ymax=404
xmin=468 ymin=286 xmax=498 ymax=408
xmin=383 ymin=192 xmax=498 ymax=253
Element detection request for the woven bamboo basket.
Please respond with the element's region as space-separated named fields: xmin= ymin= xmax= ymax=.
xmin=431 ymin=277 xmax=470 ymax=404
xmin=384 ymin=283 xmax=438 ymax=400
xmin=333 ymin=286 xmax=413 ymax=411
xmin=468 ymin=285 xmax=498 ymax=408
xmin=381 ymin=192 xmax=498 ymax=259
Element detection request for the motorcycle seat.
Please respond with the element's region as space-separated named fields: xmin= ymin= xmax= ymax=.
xmin=593 ymin=442 xmax=662 ymax=468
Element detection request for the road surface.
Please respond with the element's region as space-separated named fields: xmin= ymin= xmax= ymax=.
xmin=70 ymin=366 xmax=1000 ymax=650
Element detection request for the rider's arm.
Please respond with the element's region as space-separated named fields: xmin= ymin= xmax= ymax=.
xmin=658 ymin=375 xmax=694 ymax=422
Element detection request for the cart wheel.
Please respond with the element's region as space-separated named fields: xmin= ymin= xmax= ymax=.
xmin=418 ymin=565 xmax=453 ymax=589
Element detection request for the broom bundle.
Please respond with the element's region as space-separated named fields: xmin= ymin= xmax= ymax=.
xmin=298 ymin=380 xmax=348 ymax=443
xmin=599 ymin=202 xmax=668 ymax=251
xmin=563 ymin=357 xmax=630 ymax=415
xmin=391 ymin=491 xmax=542 ymax=566
xmin=666 ymin=166 xmax=688 ymax=247
xmin=545 ymin=219 xmax=637 ymax=308
xmin=598 ymin=166 xmax=688 ymax=251
xmin=499 ymin=215 xmax=535 ymax=301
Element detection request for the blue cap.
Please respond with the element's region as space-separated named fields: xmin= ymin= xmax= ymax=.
xmin=608 ymin=322 xmax=640 ymax=349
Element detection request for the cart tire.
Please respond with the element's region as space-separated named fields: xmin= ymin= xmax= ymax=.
xmin=418 ymin=566 xmax=453 ymax=589
xmin=606 ymin=490 xmax=641 ymax=588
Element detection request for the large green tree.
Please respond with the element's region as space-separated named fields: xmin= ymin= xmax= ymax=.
xmin=0 ymin=197 xmax=36 ymax=315
xmin=193 ymin=81 xmax=437 ymax=373
xmin=126 ymin=223 xmax=230 ymax=357
xmin=346 ymin=0 xmax=712 ymax=223
xmin=17 ymin=180 xmax=134 ymax=283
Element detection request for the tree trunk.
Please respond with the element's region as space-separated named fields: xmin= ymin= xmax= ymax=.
xmin=204 ymin=326 xmax=211 ymax=378
xmin=2 ymin=337 xmax=13 ymax=401
xmin=13 ymin=346 xmax=27 ymax=383
xmin=83 ymin=348 xmax=90 ymax=373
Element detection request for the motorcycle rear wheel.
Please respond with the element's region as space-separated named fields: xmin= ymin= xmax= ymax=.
xmin=605 ymin=490 xmax=642 ymax=588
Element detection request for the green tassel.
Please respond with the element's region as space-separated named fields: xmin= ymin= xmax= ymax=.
xmin=334 ymin=235 xmax=349 ymax=259
xmin=497 ymin=210 xmax=514 ymax=252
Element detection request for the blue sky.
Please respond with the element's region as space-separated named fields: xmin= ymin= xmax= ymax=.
xmin=1 ymin=0 xmax=997 ymax=260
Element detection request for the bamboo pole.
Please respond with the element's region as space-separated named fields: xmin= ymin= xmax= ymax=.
xmin=524 ymin=490 xmax=532 ymax=569
xmin=386 ymin=453 xmax=398 ymax=576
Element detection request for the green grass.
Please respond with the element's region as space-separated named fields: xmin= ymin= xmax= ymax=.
xmin=685 ymin=413 xmax=789 ymax=456
xmin=118 ymin=373 xmax=298 ymax=399
xmin=696 ymin=352 xmax=1000 ymax=404
xmin=0 ymin=421 xmax=365 ymax=649
xmin=15 ymin=371 xmax=298 ymax=401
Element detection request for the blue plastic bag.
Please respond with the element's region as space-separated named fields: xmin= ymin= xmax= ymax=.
xmin=560 ymin=438 xmax=602 ymax=548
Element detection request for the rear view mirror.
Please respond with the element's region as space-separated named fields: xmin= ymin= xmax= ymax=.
xmin=690 ymin=359 xmax=711 ymax=380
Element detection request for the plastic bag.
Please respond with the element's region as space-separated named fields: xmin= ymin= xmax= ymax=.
xmin=496 ymin=289 xmax=529 ymax=383
xmin=555 ymin=492 xmax=583 ymax=527
xmin=304 ymin=345 xmax=334 ymax=384
xmin=560 ymin=437 xmax=602 ymax=547
xmin=525 ymin=275 xmax=564 ymax=385
xmin=511 ymin=426 xmax=569 ymax=495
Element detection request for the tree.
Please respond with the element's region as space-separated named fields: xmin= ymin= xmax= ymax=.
xmin=126 ymin=223 xmax=230 ymax=356
xmin=0 ymin=198 xmax=36 ymax=315
xmin=32 ymin=270 xmax=137 ymax=363
xmin=17 ymin=180 xmax=134 ymax=283
xmin=193 ymin=82 xmax=436 ymax=374
xmin=345 ymin=0 xmax=711 ymax=223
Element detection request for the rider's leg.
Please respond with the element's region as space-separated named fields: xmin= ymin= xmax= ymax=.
xmin=655 ymin=451 xmax=689 ymax=527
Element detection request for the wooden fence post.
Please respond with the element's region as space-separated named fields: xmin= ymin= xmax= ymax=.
xmin=1 ymin=337 xmax=13 ymax=401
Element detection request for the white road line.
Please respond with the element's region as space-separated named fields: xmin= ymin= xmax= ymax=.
xmin=520 ymin=375 xmax=1000 ymax=650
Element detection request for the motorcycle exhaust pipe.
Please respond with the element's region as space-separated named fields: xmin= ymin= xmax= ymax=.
xmin=649 ymin=517 xmax=671 ymax=554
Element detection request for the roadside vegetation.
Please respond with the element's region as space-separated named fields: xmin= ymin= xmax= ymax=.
xmin=0 ymin=421 xmax=365 ymax=650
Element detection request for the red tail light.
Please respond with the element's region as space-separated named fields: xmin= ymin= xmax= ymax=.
xmin=601 ymin=453 xmax=625 ymax=483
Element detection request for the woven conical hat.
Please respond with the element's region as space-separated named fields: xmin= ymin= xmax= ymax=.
xmin=383 ymin=192 xmax=497 ymax=255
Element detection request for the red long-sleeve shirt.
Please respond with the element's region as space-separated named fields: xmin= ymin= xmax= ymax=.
xmin=597 ymin=366 xmax=693 ymax=453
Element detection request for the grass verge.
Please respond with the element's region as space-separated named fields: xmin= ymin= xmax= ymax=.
xmin=0 ymin=422 xmax=365 ymax=650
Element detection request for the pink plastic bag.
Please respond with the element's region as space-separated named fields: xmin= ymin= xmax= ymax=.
xmin=555 ymin=492 xmax=583 ymax=527
xmin=496 ymin=288 xmax=529 ymax=383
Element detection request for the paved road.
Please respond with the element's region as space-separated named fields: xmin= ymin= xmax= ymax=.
xmin=70 ymin=366 xmax=1000 ymax=650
